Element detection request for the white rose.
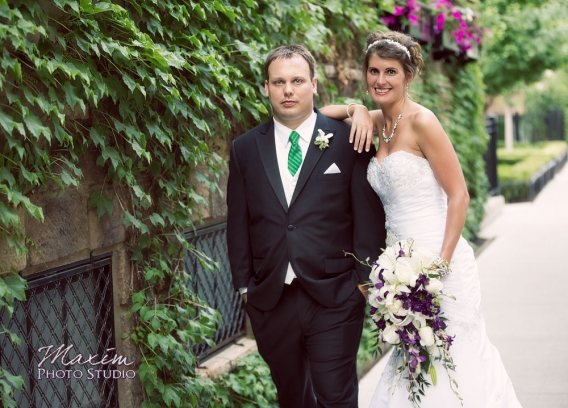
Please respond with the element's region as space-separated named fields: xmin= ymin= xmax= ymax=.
xmin=382 ymin=324 xmax=400 ymax=345
xmin=427 ymin=344 xmax=442 ymax=359
xmin=394 ymin=257 xmax=419 ymax=287
xmin=425 ymin=278 xmax=444 ymax=294
xmin=412 ymin=245 xmax=435 ymax=267
xmin=419 ymin=326 xmax=436 ymax=347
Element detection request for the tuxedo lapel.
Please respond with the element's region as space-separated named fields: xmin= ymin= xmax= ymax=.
xmin=255 ymin=121 xmax=289 ymax=213
xmin=289 ymin=110 xmax=333 ymax=207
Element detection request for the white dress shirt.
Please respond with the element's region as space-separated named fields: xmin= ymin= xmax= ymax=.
xmin=240 ymin=112 xmax=317 ymax=294
xmin=274 ymin=112 xmax=317 ymax=284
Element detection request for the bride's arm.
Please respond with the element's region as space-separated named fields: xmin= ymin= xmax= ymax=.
xmin=413 ymin=110 xmax=470 ymax=263
xmin=319 ymin=104 xmax=380 ymax=153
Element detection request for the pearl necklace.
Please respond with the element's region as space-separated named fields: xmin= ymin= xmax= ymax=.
xmin=382 ymin=113 xmax=402 ymax=144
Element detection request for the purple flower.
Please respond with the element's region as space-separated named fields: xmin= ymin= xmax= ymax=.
xmin=409 ymin=354 xmax=426 ymax=372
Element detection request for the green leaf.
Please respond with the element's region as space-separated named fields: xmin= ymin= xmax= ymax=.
xmin=2 ymin=273 xmax=27 ymax=302
xmin=101 ymin=146 xmax=121 ymax=169
xmin=88 ymin=190 xmax=113 ymax=218
xmin=149 ymin=213 xmax=165 ymax=228
xmin=147 ymin=332 xmax=159 ymax=348
xmin=0 ymin=109 xmax=14 ymax=134
xmin=0 ymin=201 xmax=19 ymax=228
xmin=1 ymin=370 xmax=24 ymax=391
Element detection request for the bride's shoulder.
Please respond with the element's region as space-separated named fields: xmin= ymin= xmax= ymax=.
xmin=408 ymin=105 xmax=444 ymax=134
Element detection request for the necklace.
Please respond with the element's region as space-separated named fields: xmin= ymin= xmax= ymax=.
xmin=382 ymin=113 xmax=402 ymax=144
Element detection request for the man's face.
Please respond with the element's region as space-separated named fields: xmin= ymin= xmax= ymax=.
xmin=264 ymin=55 xmax=317 ymax=129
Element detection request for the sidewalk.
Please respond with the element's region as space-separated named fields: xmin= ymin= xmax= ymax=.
xmin=358 ymin=162 xmax=568 ymax=407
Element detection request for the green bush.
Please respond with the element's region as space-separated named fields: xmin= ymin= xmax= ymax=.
xmin=497 ymin=141 xmax=567 ymax=202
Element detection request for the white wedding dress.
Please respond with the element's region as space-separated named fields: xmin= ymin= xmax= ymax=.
xmin=366 ymin=151 xmax=522 ymax=408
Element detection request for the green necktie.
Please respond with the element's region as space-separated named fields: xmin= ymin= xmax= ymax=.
xmin=288 ymin=130 xmax=302 ymax=176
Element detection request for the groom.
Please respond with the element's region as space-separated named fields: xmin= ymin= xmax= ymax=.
xmin=227 ymin=44 xmax=385 ymax=407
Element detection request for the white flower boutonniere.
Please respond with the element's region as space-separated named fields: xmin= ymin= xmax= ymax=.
xmin=314 ymin=129 xmax=333 ymax=150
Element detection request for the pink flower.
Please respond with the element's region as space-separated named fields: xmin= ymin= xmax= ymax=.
xmin=408 ymin=13 xmax=419 ymax=26
xmin=452 ymin=11 xmax=462 ymax=20
xmin=394 ymin=5 xmax=406 ymax=16
xmin=382 ymin=16 xmax=397 ymax=26
xmin=407 ymin=0 xmax=421 ymax=12
xmin=436 ymin=14 xmax=445 ymax=33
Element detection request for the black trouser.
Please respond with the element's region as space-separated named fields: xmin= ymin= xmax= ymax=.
xmin=245 ymin=281 xmax=366 ymax=408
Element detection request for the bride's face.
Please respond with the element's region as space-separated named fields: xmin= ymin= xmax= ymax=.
xmin=366 ymin=55 xmax=408 ymax=105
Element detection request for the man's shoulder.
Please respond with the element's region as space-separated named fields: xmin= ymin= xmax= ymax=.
xmin=233 ymin=119 xmax=272 ymax=147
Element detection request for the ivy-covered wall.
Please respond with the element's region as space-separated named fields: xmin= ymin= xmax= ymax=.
xmin=0 ymin=0 xmax=487 ymax=406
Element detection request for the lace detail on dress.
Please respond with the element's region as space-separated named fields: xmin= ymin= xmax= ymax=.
xmin=367 ymin=152 xmax=432 ymax=244
xmin=381 ymin=350 xmax=399 ymax=387
xmin=448 ymin=305 xmax=484 ymax=342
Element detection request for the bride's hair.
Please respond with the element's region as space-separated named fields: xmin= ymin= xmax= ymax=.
xmin=362 ymin=31 xmax=424 ymax=81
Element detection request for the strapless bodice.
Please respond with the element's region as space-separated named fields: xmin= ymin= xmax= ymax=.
xmin=367 ymin=150 xmax=448 ymax=251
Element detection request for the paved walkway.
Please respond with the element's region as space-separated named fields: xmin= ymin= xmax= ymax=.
xmin=359 ymin=162 xmax=568 ymax=407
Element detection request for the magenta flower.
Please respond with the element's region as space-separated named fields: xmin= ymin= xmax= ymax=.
xmin=382 ymin=16 xmax=397 ymax=26
xmin=452 ymin=10 xmax=462 ymax=20
xmin=408 ymin=13 xmax=419 ymax=26
xmin=436 ymin=13 xmax=446 ymax=33
xmin=394 ymin=5 xmax=406 ymax=16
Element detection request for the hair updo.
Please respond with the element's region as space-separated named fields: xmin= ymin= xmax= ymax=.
xmin=362 ymin=31 xmax=424 ymax=81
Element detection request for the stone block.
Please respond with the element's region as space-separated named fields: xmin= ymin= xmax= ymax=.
xmin=88 ymin=188 xmax=126 ymax=249
xmin=26 ymin=190 xmax=90 ymax=266
xmin=196 ymin=337 xmax=257 ymax=380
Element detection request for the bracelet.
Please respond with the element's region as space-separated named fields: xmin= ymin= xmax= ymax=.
xmin=432 ymin=256 xmax=452 ymax=278
xmin=346 ymin=103 xmax=356 ymax=119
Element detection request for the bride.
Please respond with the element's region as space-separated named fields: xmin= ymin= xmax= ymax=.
xmin=321 ymin=31 xmax=522 ymax=407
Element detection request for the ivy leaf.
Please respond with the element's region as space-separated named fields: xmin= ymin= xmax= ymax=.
xmin=1 ymin=369 xmax=24 ymax=391
xmin=88 ymin=190 xmax=113 ymax=218
xmin=101 ymin=146 xmax=121 ymax=169
xmin=149 ymin=213 xmax=165 ymax=228
xmin=0 ymin=109 xmax=14 ymax=134
xmin=62 ymin=82 xmax=86 ymax=115
xmin=2 ymin=273 xmax=27 ymax=303
xmin=0 ymin=201 xmax=19 ymax=228
xmin=162 ymin=385 xmax=181 ymax=407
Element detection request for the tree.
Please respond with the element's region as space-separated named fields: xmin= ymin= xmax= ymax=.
xmin=479 ymin=0 xmax=568 ymax=96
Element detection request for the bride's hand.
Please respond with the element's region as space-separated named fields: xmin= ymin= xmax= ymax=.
xmin=349 ymin=105 xmax=375 ymax=153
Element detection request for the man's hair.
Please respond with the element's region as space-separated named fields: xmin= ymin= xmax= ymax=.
xmin=263 ymin=45 xmax=316 ymax=81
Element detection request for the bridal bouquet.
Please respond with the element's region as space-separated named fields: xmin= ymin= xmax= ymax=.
xmin=367 ymin=239 xmax=461 ymax=406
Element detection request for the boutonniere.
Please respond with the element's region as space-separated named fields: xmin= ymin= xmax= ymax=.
xmin=314 ymin=129 xmax=334 ymax=150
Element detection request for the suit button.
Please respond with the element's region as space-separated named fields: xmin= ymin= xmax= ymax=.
xmin=287 ymin=224 xmax=294 ymax=231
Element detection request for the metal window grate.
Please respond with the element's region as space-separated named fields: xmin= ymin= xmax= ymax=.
xmin=185 ymin=220 xmax=246 ymax=359
xmin=0 ymin=253 xmax=118 ymax=408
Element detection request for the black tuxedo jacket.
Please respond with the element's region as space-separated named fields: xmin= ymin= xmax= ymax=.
xmin=227 ymin=109 xmax=386 ymax=311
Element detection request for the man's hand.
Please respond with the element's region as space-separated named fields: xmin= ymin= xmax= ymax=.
xmin=357 ymin=284 xmax=369 ymax=301
xmin=242 ymin=293 xmax=248 ymax=304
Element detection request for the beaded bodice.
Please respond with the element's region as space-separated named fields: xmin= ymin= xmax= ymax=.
xmin=367 ymin=150 xmax=448 ymax=248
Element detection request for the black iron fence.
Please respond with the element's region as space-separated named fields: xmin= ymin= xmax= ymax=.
xmin=529 ymin=148 xmax=568 ymax=201
xmin=0 ymin=253 xmax=119 ymax=408
xmin=484 ymin=115 xmax=499 ymax=196
xmin=184 ymin=220 xmax=246 ymax=360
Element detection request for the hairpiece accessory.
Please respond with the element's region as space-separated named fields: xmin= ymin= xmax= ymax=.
xmin=366 ymin=39 xmax=411 ymax=59
xmin=346 ymin=103 xmax=357 ymax=119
